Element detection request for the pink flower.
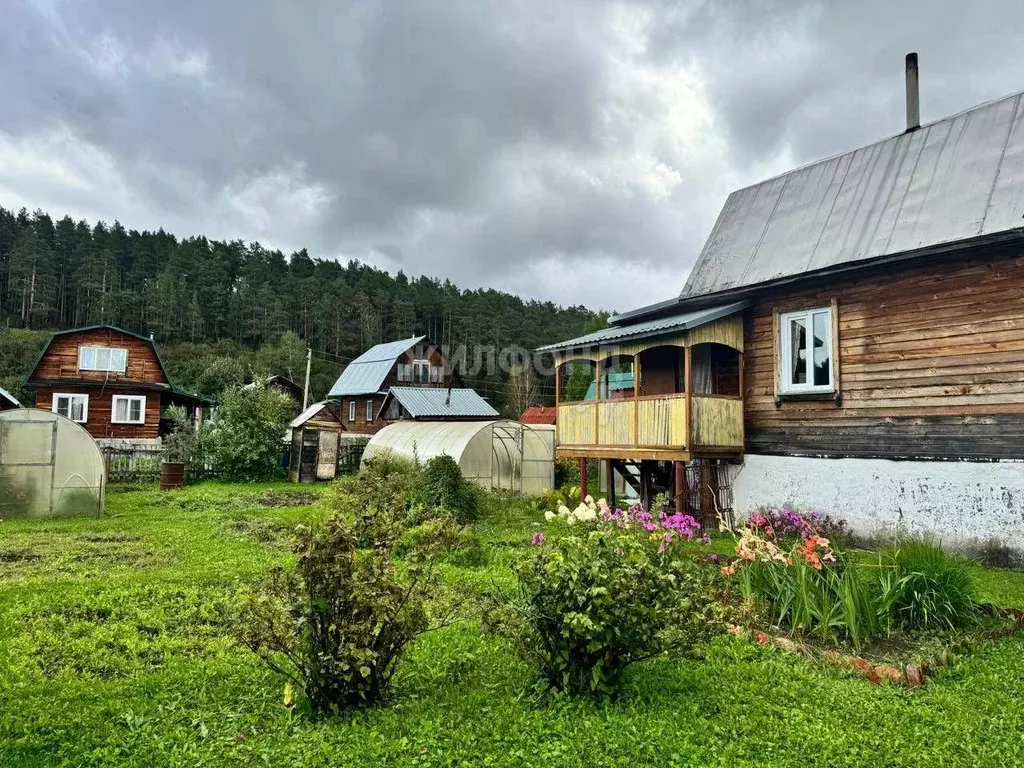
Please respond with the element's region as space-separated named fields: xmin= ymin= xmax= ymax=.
xmin=530 ymin=532 xmax=545 ymax=546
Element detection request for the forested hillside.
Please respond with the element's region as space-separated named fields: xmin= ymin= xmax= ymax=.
xmin=0 ymin=206 xmax=602 ymax=408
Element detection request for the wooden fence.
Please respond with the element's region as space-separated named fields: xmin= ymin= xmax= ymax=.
xmin=101 ymin=447 xmax=217 ymax=485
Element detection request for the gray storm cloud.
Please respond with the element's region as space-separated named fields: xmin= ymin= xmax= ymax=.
xmin=1 ymin=0 xmax=1023 ymax=311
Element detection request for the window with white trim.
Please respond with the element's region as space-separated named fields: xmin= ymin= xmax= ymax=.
xmin=112 ymin=395 xmax=146 ymax=424
xmin=348 ymin=400 xmax=356 ymax=421
xmin=779 ymin=307 xmax=833 ymax=393
xmin=78 ymin=346 xmax=127 ymax=373
xmin=411 ymin=359 xmax=430 ymax=384
xmin=53 ymin=393 xmax=88 ymax=423
xmin=366 ymin=399 xmax=374 ymax=422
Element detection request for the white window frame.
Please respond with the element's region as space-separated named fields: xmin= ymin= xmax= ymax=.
xmin=411 ymin=359 xmax=430 ymax=384
xmin=348 ymin=400 xmax=356 ymax=422
xmin=52 ymin=393 xmax=89 ymax=423
xmin=779 ymin=306 xmax=834 ymax=394
xmin=78 ymin=346 xmax=127 ymax=373
xmin=366 ymin=399 xmax=374 ymax=422
xmin=111 ymin=394 xmax=146 ymax=425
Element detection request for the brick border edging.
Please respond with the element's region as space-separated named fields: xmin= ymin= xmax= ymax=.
xmin=728 ymin=608 xmax=1024 ymax=688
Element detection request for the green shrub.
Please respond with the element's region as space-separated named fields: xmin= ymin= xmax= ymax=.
xmin=238 ymin=513 xmax=458 ymax=714
xmin=207 ymin=382 xmax=291 ymax=481
xmin=334 ymin=452 xmax=423 ymax=545
xmin=395 ymin=515 xmax=488 ymax=567
xmin=500 ymin=527 xmax=726 ymax=697
xmin=882 ymin=538 xmax=978 ymax=630
xmin=421 ymin=455 xmax=479 ymax=524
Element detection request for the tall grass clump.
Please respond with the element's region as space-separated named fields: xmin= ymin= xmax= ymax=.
xmin=881 ymin=538 xmax=978 ymax=631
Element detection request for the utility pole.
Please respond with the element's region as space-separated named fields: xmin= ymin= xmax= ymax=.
xmin=303 ymin=346 xmax=312 ymax=410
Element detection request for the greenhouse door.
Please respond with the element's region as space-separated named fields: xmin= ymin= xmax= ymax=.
xmin=491 ymin=423 xmax=523 ymax=493
xmin=0 ymin=416 xmax=57 ymax=517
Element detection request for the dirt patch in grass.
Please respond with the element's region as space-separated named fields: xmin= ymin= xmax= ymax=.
xmin=0 ymin=548 xmax=44 ymax=563
xmin=256 ymin=490 xmax=321 ymax=508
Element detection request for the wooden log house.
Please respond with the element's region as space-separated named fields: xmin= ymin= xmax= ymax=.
xmin=540 ymin=56 xmax=1024 ymax=551
xmin=24 ymin=325 xmax=210 ymax=446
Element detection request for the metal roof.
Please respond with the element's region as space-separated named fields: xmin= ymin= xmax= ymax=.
xmin=681 ymin=90 xmax=1024 ymax=300
xmin=328 ymin=336 xmax=426 ymax=396
xmin=584 ymin=372 xmax=634 ymax=400
xmin=290 ymin=401 xmax=340 ymax=429
xmin=381 ymin=387 xmax=498 ymax=419
xmin=535 ymin=301 xmax=750 ymax=353
xmin=0 ymin=386 xmax=21 ymax=408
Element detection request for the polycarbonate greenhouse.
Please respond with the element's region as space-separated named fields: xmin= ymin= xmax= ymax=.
xmin=0 ymin=409 xmax=105 ymax=518
xmin=362 ymin=420 xmax=555 ymax=495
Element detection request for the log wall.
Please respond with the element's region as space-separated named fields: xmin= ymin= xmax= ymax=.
xmin=744 ymin=248 xmax=1024 ymax=459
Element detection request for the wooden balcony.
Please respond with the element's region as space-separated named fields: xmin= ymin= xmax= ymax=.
xmin=556 ymin=393 xmax=743 ymax=461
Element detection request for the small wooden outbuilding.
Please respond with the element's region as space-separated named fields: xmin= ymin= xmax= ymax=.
xmin=287 ymin=401 xmax=366 ymax=483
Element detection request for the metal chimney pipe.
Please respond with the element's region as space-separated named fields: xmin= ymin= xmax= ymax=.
xmin=905 ymin=52 xmax=920 ymax=132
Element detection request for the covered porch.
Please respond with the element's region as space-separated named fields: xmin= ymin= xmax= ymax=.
xmin=538 ymin=301 xmax=748 ymax=517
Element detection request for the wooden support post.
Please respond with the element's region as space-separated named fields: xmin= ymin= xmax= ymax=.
xmin=674 ymin=460 xmax=685 ymax=515
xmin=580 ymin=457 xmax=588 ymax=500
xmin=607 ymin=458 xmax=616 ymax=508
xmin=684 ymin=345 xmax=692 ymax=449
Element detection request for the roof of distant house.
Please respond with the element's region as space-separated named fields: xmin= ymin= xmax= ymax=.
xmin=519 ymin=406 xmax=556 ymax=424
xmin=0 ymin=386 xmax=21 ymax=408
xmin=328 ymin=336 xmax=428 ymax=397
xmin=380 ymin=387 xmax=498 ymax=419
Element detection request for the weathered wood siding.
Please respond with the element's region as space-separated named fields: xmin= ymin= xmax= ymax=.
xmin=744 ymin=248 xmax=1024 ymax=459
xmin=35 ymin=386 xmax=161 ymax=439
xmin=557 ymin=403 xmax=597 ymax=445
xmin=637 ymin=396 xmax=687 ymax=447
xmin=30 ymin=329 xmax=168 ymax=385
xmin=598 ymin=400 xmax=635 ymax=446
xmin=691 ymin=396 xmax=743 ymax=448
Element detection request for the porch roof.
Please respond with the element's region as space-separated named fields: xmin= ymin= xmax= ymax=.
xmin=536 ymin=300 xmax=749 ymax=354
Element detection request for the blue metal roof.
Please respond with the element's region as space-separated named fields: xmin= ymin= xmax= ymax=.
xmin=328 ymin=336 xmax=426 ymax=396
xmin=382 ymin=387 xmax=498 ymax=419
xmin=584 ymin=372 xmax=634 ymax=400
xmin=536 ymin=301 xmax=749 ymax=353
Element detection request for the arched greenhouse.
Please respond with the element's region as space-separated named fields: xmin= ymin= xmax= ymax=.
xmin=361 ymin=420 xmax=555 ymax=495
xmin=0 ymin=409 xmax=105 ymax=518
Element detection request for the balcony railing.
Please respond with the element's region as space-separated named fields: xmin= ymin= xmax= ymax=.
xmin=556 ymin=393 xmax=743 ymax=456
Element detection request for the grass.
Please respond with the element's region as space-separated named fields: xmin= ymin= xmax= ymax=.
xmin=2 ymin=482 xmax=1024 ymax=766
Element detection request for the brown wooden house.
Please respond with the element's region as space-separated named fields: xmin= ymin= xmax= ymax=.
xmin=540 ymin=57 xmax=1024 ymax=553
xmin=24 ymin=325 xmax=210 ymax=446
xmin=326 ymin=336 xmax=449 ymax=435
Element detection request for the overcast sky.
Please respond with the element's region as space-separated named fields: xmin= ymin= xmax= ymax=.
xmin=3 ymin=1 xmax=1024 ymax=313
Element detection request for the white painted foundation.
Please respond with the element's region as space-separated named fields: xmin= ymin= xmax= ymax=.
xmin=732 ymin=454 xmax=1024 ymax=552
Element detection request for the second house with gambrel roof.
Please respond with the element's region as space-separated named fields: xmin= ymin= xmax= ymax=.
xmin=24 ymin=325 xmax=211 ymax=447
xmin=327 ymin=336 xmax=449 ymax=434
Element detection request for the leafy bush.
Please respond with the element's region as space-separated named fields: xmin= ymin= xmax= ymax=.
xmin=500 ymin=525 xmax=726 ymax=697
xmin=882 ymin=538 xmax=978 ymax=630
xmin=421 ymin=455 xmax=479 ymax=524
xmin=160 ymin=405 xmax=203 ymax=465
xmin=395 ymin=515 xmax=488 ymax=567
xmin=208 ymin=382 xmax=291 ymax=481
xmin=334 ymin=452 xmax=423 ymax=545
xmin=238 ymin=513 xmax=458 ymax=714
xmin=553 ymin=458 xmax=580 ymax=489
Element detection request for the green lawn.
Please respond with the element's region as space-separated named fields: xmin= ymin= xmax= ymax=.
xmin=2 ymin=482 xmax=1024 ymax=767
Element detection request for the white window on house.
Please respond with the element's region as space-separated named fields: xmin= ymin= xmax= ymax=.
xmin=349 ymin=400 xmax=356 ymax=421
xmin=78 ymin=346 xmax=128 ymax=373
xmin=429 ymin=365 xmax=444 ymax=384
xmin=412 ymin=359 xmax=430 ymax=384
xmin=779 ymin=306 xmax=833 ymax=393
xmin=366 ymin=399 xmax=374 ymax=422
xmin=112 ymin=395 xmax=146 ymax=424
xmin=52 ymin=393 xmax=88 ymax=423
xmin=397 ymin=363 xmax=412 ymax=382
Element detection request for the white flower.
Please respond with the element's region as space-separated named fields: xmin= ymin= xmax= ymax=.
xmin=597 ymin=498 xmax=607 ymax=510
xmin=557 ymin=505 xmax=571 ymax=517
xmin=544 ymin=511 xmax=555 ymax=521
xmin=584 ymin=495 xmax=594 ymax=504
